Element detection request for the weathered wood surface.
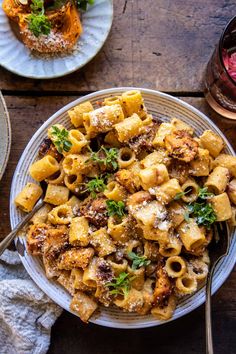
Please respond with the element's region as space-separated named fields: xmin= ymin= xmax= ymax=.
xmin=0 ymin=0 xmax=236 ymax=352
xmin=0 ymin=96 xmax=235 ymax=354
xmin=0 ymin=0 xmax=234 ymax=93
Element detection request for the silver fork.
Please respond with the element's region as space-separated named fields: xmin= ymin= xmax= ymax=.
xmin=0 ymin=200 xmax=45 ymax=257
xmin=205 ymin=221 xmax=230 ymax=354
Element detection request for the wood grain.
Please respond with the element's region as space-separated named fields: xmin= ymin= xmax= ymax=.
xmin=0 ymin=95 xmax=235 ymax=354
xmin=0 ymin=0 xmax=234 ymax=93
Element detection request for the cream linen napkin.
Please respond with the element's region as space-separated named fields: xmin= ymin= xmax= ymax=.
xmin=0 ymin=249 xmax=62 ymax=354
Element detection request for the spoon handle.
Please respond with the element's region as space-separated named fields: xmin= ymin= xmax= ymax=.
xmin=0 ymin=201 xmax=44 ymax=257
xmin=205 ymin=269 xmax=214 ymax=354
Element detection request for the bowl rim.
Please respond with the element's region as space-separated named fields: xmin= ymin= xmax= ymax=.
xmin=0 ymin=91 xmax=11 ymax=181
xmin=10 ymin=87 xmax=236 ymax=328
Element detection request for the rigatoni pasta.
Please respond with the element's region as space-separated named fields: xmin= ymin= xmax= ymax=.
xmin=14 ymin=90 xmax=235 ymax=323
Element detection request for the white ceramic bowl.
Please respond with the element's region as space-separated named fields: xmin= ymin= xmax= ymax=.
xmin=0 ymin=92 xmax=11 ymax=181
xmin=0 ymin=0 xmax=113 ymax=79
xmin=10 ymin=88 xmax=236 ymax=328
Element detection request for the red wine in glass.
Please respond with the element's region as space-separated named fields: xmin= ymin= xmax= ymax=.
xmin=205 ymin=16 xmax=236 ymax=120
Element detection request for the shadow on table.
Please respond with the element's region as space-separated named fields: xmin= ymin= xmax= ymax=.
xmin=48 ymin=300 xmax=235 ymax=354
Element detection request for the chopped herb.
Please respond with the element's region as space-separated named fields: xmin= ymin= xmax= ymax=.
xmin=27 ymin=0 xmax=51 ymax=37
xmin=187 ymin=202 xmax=216 ymax=229
xmin=76 ymin=0 xmax=94 ymax=11
xmin=30 ymin=0 xmax=43 ymax=12
xmin=184 ymin=210 xmax=190 ymax=222
xmin=174 ymin=187 xmax=192 ymax=200
xmin=50 ymin=125 xmax=72 ymax=154
xmin=198 ymin=187 xmax=214 ymax=200
xmin=86 ymin=177 xmax=106 ymax=198
xmin=87 ymin=146 xmax=118 ymax=170
xmin=106 ymin=200 xmax=126 ymax=218
xmin=106 ymin=272 xmax=134 ymax=297
xmin=128 ymin=252 xmax=151 ymax=270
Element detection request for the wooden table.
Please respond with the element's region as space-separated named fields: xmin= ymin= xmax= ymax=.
xmin=0 ymin=1 xmax=235 ymax=353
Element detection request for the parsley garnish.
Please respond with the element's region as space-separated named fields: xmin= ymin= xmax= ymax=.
xmin=106 ymin=272 xmax=134 ymax=297
xmin=128 ymin=252 xmax=151 ymax=270
xmin=186 ymin=202 xmax=216 ymax=229
xmin=28 ymin=0 xmax=51 ymax=37
xmin=174 ymin=187 xmax=192 ymax=200
xmin=50 ymin=125 xmax=72 ymax=154
xmin=86 ymin=177 xmax=106 ymax=198
xmin=106 ymin=200 xmax=126 ymax=218
xmin=76 ymin=0 xmax=94 ymax=11
xmin=198 ymin=187 xmax=214 ymax=200
xmin=87 ymin=146 xmax=118 ymax=170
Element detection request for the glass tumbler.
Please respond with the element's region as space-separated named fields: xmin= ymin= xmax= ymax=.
xmin=205 ymin=16 xmax=236 ymax=120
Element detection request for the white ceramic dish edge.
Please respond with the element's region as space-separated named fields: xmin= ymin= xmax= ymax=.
xmin=10 ymin=88 xmax=236 ymax=328
xmin=0 ymin=92 xmax=11 ymax=181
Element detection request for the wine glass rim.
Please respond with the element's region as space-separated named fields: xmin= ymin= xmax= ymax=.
xmin=219 ymin=15 xmax=236 ymax=87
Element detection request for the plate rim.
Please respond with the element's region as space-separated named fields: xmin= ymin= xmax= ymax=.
xmin=0 ymin=91 xmax=11 ymax=181
xmin=10 ymin=87 xmax=236 ymax=328
xmin=0 ymin=0 xmax=114 ymax=79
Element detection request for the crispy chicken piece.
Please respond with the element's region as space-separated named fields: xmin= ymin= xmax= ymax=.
xmin=128 ymin=122 xmax=159 ymax=155
xmin=58 ymin=247 xmax=94 ymax=270
xmin=38 ymin=138 xmax=62 ymax=162
xmin=168 ymin=159 xmax=190 ymax=184
xmin=57 ymin=270 xmax=75 ymax=296
xmin=43 ymin=227 xmax=69 ymax=278
xmin=165 ymin=130 xmax=198 ymax=163
xmin=127 ymin=191 xmax=152 ymax=211
xmin=70 ymin=291 xmax=98 ymax=323
xmin=153 ymin=265 xmax=172 ymax=305
xmin=115 ymin=169 xmax=140 ymax=194
xmin=27 ymin=223 xmax=49 ymax=256
xmin=80 ymin=197 xmax=108 ymax=227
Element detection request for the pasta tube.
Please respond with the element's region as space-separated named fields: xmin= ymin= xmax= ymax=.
xmin=165 ymin=256 xmax=187 ymax=278
xmin=121 ymin=90 xmax=147 ymax=118
xmin=177 ymin=219 xmax=206 ymax=251
xmin=83 ymin=104 xmax=124 ymax=137
xmin=44 ymin=184 xmax=70 ymax=205
xmin=114 ymin=113 xmax=144 ymax=142
xmin=29 ymin=155 xmax=60 ymax=182
xmin=213 ymin=154 xmax=236 ymax=177
xmin=15 ymin=182 xmax=43 ymax=212
xmin=205 ymin=166 xmax=229 ymax=194
xmin=210 ymin=193 xmax=232 ymax=221
xmin=68 ymin=101 xmax=94 ymax=128
xmin=199 ymin=130 xmax=224 ymax=157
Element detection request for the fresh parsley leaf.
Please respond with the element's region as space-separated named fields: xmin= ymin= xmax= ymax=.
xmin=76 ymin=0 xmax=94 ymax=11
xmin=28 ymin=13 xmax=51 ymax=37
xmin=198 ymin=187 xmax=214 ymax=200
xmin=86 ymin=146 xmax=118 ymax=170
xmin=128 ymin=252 xmax=151 ymax=270
xmin=106 ymin=200 xmax=126 ymax=218
xmin=106 ymin=272 xmax=133 ymax=297
xmin=30 ymin=0 xmax=44 ymax=13
xmin=187 ymin=202 xmax=216 ymax=229
xmin=86 ymin=177 xmax=106 ymax=198
xmin=50 ymin=125 xmax=72 ymax=154
xmin=27 ymin=0 xmax=51 ymax=37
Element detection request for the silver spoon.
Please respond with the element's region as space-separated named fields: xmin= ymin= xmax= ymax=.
xmin=205 ymin=221 xmax=230 ymax=354
xmin=0 ymin=200 xmax=45 ymax=257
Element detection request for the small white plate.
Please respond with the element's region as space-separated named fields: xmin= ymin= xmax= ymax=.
xmin=0 ymin=92 xmax=11 ymax=181
xmin=10 ymin=88 xmax=236 ymax=329
xmin=0 ymin=0 xmax=113 ymax=79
